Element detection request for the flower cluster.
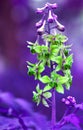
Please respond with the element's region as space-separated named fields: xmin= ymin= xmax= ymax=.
xmin=36 ymin=3 xmax=65 ymax=35
xmin=62 ymin=96 xmax=76 ymax=106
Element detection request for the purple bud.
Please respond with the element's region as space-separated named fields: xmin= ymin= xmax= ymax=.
xmin=48 ymin=10 xmax=54 ymax=23
xmin=67 ymin=96 xmax=76 ymax=105
xmin=45 ymin=3 xmax=49 ymax=9
xmin=50 ymin=3 xmax=58 ymax=9
xmin=72 ymin=97 xmax=76 ymax=104
xmin=36 ymin=7 xmax=45 ymax=14
xmin=62 ymin=98 xmax=66 ymax=102
xmin=65 ymin=100 xmax=70 ymax=105
xmin=55 ymin=19 xmax=65 ymax=32
xmin=45 ymin=3 xmax=57 ymax=9
xmin=67 ymin=96 xmax=73 ymax=100
xmin=36 ymin=20 xmax=43 ymax=28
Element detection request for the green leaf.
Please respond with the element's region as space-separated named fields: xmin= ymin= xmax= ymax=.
xmin=66 ymin=54 xmax=73 ymax=64
xmin=58 ymin=76 xmax=69 ymax=84
xmin=55 ymin=65 xmax=61 ymax=72
xmin=56 ymin=84 xmax=64 ymax=94
xmin=33 ymin=91 xmax=41 ymax=105
xmin=50 ymin=54 xmax=56 ymax=61
xmin=42 ymin=98 xmax=49 ymax=107
xmin=65 ymin=82 xmax=70 ymax=90
xmin=64 ymin=54 xmax=73 ymax=69
xmin=37 ymin=97 xmax=41 ymax=106
xmin=50 ymin=45 xmax=59 ymax=54
xmin=36 ymin=84 xmax=40 ymax=93
xmin=51 ymin=71 xmax=59 ymax=79
xmin=33 ymin=91 xmax=38 ymax=102
xmin=39 ymin=75 xmax=51 ymax=83
xmin=64 ymin=49 xmax=69 ymax=56
xmin=63 ymin=70 xmax=73 ymax=90
xmin=38 ymin=62 xmax=45 ymax=73
xmin=54 ymin=56 xmax=62 ymax=66
xmin=43 ymin=85 xmax=52 ymax=92
xmin=43 ymin=92 xmax=52 ymax=99
xmin=41 ymin=45 xmax=48 ymax=51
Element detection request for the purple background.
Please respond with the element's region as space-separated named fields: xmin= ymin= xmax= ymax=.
xmin=0 ymin=0 xmax=83 ymax=122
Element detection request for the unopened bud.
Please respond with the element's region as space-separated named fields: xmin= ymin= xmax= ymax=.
xmin=36 ymin=20 xmax=43 ymax=28
xmin=67 ymin=96 xmax=76 ymax=105
xmin=45 ymin=3 xmax=57 ymax=9
xmin=62 ymin=98 xmax=66 ymax=102
xmin=37 ymin=20 xmax=46 ymax=35
xmin=53 ymin=14 xmax=58 ymax=20
xmin=65 ymin=100 xmax=70 ymax=105
xmin=36 ymin=7 xmax=45 ymax=14
xmin=50 ymin=3 xmax=58 ymax=9
xmin=48 ymin=10 xmax=54 ymax=23
xmin=55 ymin=20 xmax=65 ymax=32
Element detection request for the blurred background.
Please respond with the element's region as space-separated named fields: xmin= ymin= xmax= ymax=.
xmin=0 ymin=0 xmax=83 ymax=122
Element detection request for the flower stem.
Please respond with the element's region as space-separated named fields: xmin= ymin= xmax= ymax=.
xmin=51 ymin=88 xmax=56 ymax=130
xmin=51 ymin=63 xmax=56 ymax=130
